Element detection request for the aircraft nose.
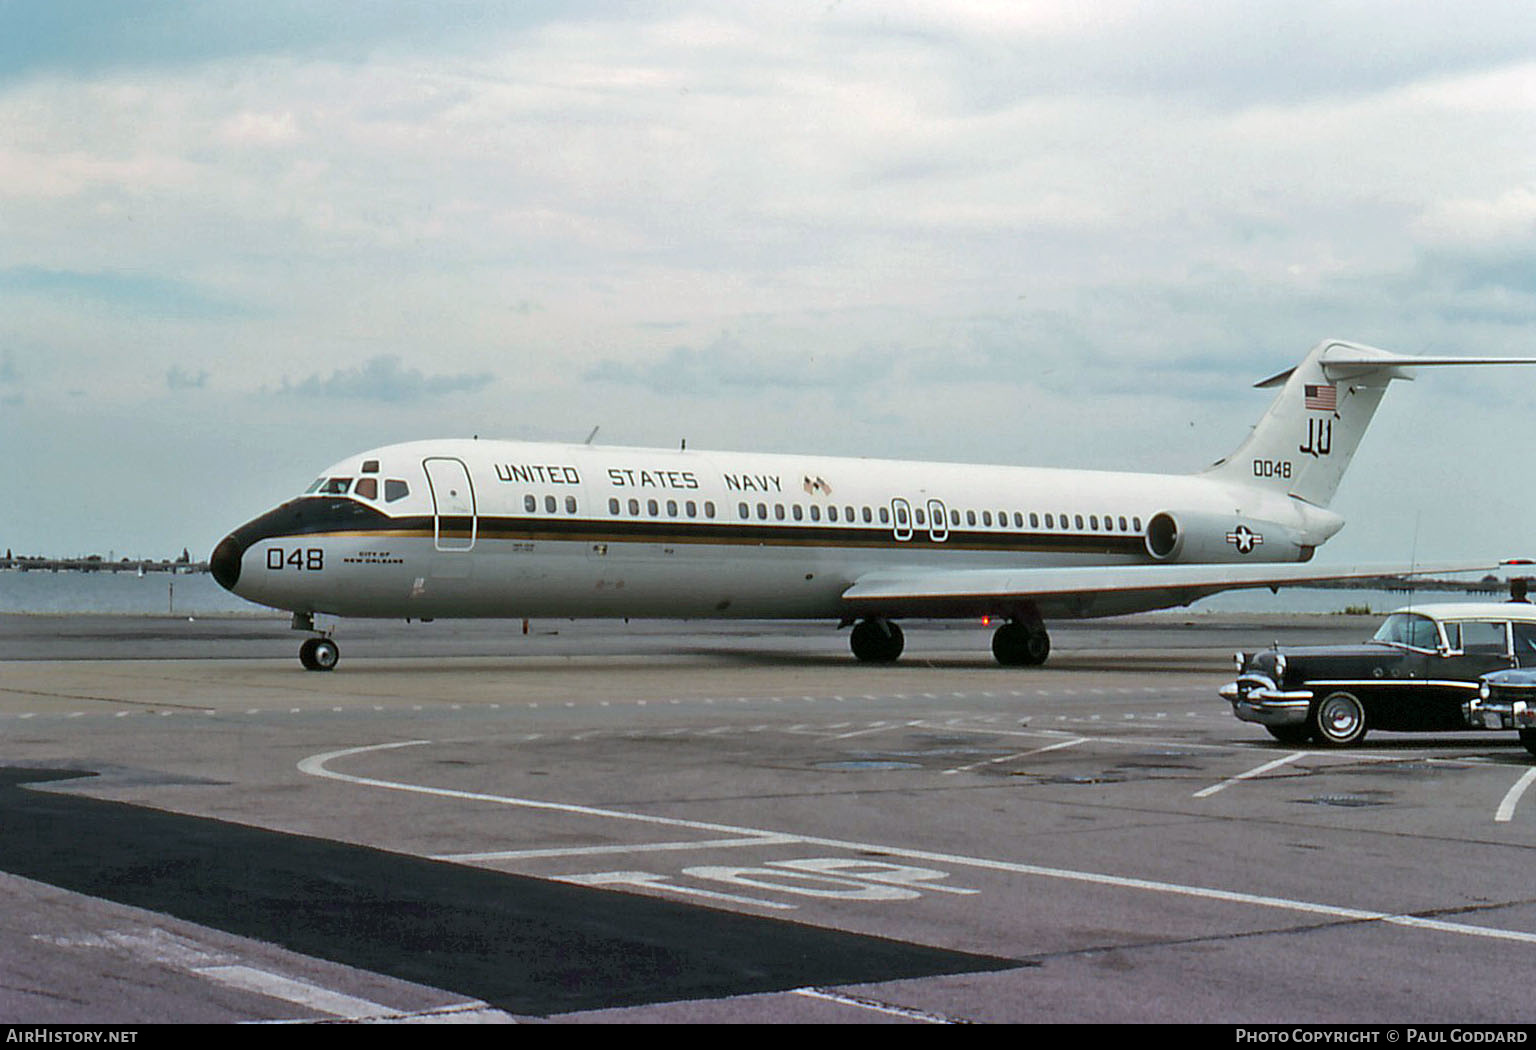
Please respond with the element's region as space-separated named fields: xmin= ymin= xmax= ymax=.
xmin=209 ymin=534 xmax=244 ymax=591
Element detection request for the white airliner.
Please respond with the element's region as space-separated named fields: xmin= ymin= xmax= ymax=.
xmin=211 ymin=340 xmax=1533 ymax=670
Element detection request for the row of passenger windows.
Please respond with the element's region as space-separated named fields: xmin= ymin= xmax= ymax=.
xmin=577 ymin=495 xmax=1142 ymax=533
xmin=328 ymin=477 xmax=1142 ymax=535
xmin=604 ymin=497 xmax=719 ymax=519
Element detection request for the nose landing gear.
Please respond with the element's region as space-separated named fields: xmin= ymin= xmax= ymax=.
xmin=293 ymin=612 xmax=340 ymax=672
xmin=299 ymin=636 xmax=340 ymax=671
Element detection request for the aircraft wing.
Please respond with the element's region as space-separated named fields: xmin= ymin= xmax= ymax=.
xmin=841 ymin=562 xmax=1497 ymax=620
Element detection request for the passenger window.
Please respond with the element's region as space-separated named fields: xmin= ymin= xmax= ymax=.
xmin=793 ymin=505 xmax=804 ymax=521
xmin=545 ymin=495 xmax=557 ymax=513
xmin=1376 ymin=613 xmax=1438 ymax=650
xmin=757 ymin=503 xmax=767 ymax=520
xmin=667 ymin=499 xmax=678 ymax=517
xmin=810 ymin=505 xmax=820 ymax=522
xmin=775 ymin=504 xmax=786 ymax=521
xmin=353 ymin=478 xmax=377 ymax=500
xmin=704 ymin=501 xmax=716 ymax=519
xmin=983 ymin=511 xmax=993 ymax=527
xmin=384 ymin=479 xmax=409 ymax=502
xmin=739 ymin=502 xmax=750 ymax=518
xmin=686 ymin=500 xmax=697 ymax=518
xmin=1514 ymin=622 xmax=1536 ymax=655
xmin=828 ymin=506 xmax=839 ymax=522
xmin=647 ymin=499 xmax=659 ymax=516
xmin=609 ymin=498 xmax=621 ymax=515
xmin=1030 ymin=513 xmax=1039 ymax=528
xmin=1461 ymin=621 xmax=1507 ymax=655
xmin=565 ymin=496 xmax=577 ymax=514
xmin=524 ymin=495 xmax=536 ymax=513
xmin=628 ymin=498 xmax=640 ymax=515
xmin=1443 ymin=622 xmax=1461 ymax=651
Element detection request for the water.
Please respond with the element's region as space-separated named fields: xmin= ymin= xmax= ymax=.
xmin=0 ymin=571 xmax=269 ymax=615
xmin=0 ymin=570 xmax=1486 ymax=617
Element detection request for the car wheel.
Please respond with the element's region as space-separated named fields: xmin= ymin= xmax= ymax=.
xmin=1265 ymin=725 xmax=1313 ymax=745
xmin=1310 ymin=691 xmax=1367 ymax=747
xmin=1520 ymin=729 xmax=1536 ymax=758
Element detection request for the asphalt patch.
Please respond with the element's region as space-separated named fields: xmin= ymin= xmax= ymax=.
xmin=0 ymin=767 xmax=1017 ymax=1017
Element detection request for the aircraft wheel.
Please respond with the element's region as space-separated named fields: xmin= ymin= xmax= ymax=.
xmin=991 ymin=621 xmax=1050 ymax=667
xmin=300 ymin=637 xmax=340 ymax=672
xmin=850 ymin=619 xmax=904 ymax=664
xmin=1309 ymin=691 xmax=1366 ymax=747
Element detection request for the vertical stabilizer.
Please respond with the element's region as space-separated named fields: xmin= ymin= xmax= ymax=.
xmin=1201 ymin=339 xmax=1536 ymax=507
xmin=1204 ymin=340 xmax=1393 ymax=506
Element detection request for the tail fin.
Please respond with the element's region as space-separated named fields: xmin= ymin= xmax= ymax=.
xmin=1204 ymin=339 xmax=1536 ymax=507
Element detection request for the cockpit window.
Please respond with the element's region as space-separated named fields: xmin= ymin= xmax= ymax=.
xmin=304 ymin=478 xmax=326 ymax=494
xmin=353 ymin=477 xmax=378 ymax=500
xmin=384 ymin=479 xmax=409 ymax=502
xmin=361 ymin=460 xmax=380 ymax=474
xmin=319 ymin=477 xmax=353 ymax=495
xmin=1372 ymin=613 xmax=1440 ymax=651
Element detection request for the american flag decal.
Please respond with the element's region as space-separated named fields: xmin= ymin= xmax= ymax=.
xmin=1304 ymin=383 xmax=1337 ymax=412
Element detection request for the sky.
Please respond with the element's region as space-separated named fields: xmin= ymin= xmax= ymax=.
xmin=1 ymin=1 xmax=1533 ymax=567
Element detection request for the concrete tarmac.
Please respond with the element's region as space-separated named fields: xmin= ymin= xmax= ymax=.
xmin=4 ymin=613 xmax=1536 ymax=1024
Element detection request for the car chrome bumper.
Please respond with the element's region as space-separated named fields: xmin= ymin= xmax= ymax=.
xmin=1220 ymin=675 xmax=1314 ymax=727
xmin=1462 ymin=697 xmax=1536 ymax=731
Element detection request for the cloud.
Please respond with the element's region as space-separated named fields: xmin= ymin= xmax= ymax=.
xmin=278 ymin=355 xmax=495 ymax=402
xmin=166 ymin=365 xmax=209 ymax=390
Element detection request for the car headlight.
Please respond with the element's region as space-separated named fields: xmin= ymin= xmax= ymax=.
xmin=1274 ymin=652 xmax=1287 ymax=679
xmin=1480 ymin=681 xmax=1492 ymax=700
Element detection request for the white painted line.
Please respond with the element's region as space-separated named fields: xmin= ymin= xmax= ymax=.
xmin=794 ymin=986 xmax=957 ymax=1023
xmin=1194 ymin=752 xmax=1307 ymax=798
xmin=197 ymin=964 xmax=401 ymax=1019
xmin=1496 ymin=767 xmax=1536 ymax=823
xmin=942 ymin=736 xmax=1086 ymax=775
xmin=830 ymin=720 xmax=917 ymax=740
xmin=435 ymin=835 xmax=798 ymax=862
xmin=302 ymin=741 xmax=1536 ymax=947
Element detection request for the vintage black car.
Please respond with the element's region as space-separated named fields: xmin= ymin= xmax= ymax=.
xmin=1220 ymin=603 xmax=1536 ymax=746
xmin=1466 ymin=668 xmax=1536 ymax=755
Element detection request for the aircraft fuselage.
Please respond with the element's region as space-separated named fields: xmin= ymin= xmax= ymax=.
xmin=212 ymin=438 xmax=1337 ymax=623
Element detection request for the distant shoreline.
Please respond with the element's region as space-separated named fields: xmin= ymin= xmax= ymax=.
xmin=1 ymin=560 xmax=208 ymax=574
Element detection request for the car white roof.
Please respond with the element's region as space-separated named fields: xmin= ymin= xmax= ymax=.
xmin=1389 ymin=601 xmax=1536 ymax=622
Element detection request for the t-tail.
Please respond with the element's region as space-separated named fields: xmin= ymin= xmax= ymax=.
xmin=1204 ymin=339 xmax=1536 ymax=507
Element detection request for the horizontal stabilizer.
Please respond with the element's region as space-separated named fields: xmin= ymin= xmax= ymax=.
xmin=842 ymin=562 xmax=1494 ymax=621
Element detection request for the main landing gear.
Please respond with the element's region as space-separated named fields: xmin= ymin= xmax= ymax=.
xmin=848 ymin=617 xmax=1052 ymax=667
xmin=990 ymin=619 xmax=1051 ymax=667
xmin=849 ymin=618 xmax=905 ymax=663
xmin=293 ymin=612 xmax=339 ymax=672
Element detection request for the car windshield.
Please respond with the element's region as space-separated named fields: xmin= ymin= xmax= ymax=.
xmin=1372 ymin=613 xmax=1440 ymax=650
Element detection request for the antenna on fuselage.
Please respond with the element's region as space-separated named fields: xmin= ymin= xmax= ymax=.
xmin=584 ymin=426 xmax=600 ymax=445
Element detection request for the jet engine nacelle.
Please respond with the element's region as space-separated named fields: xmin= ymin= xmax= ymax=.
xmin=1144 ymin=510 xmax=1309 ymax=564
